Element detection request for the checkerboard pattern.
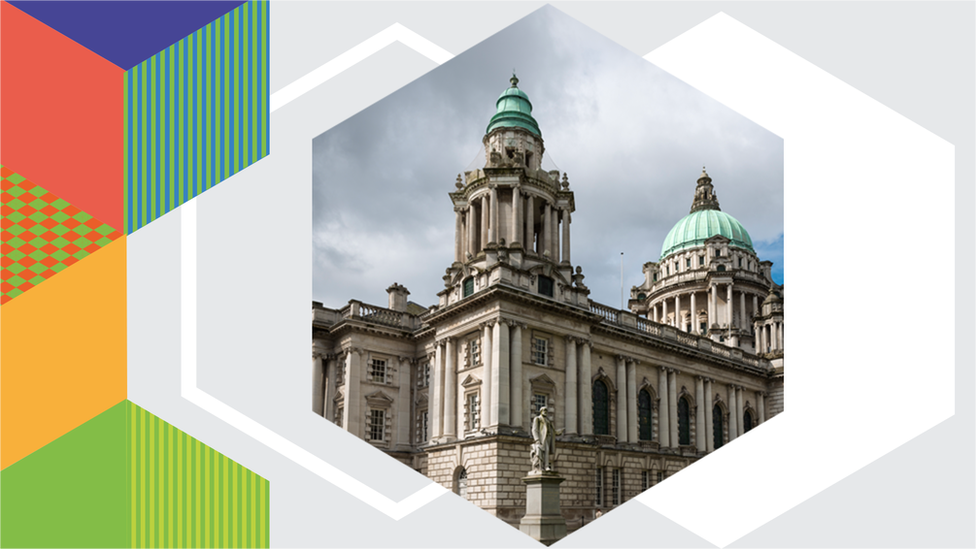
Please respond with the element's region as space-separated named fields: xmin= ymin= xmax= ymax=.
xmin=0 ymin=165 xmax=122 ymax=304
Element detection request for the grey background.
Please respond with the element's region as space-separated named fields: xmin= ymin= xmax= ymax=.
xmin=128 ymin=2 xmax=973 ymax=548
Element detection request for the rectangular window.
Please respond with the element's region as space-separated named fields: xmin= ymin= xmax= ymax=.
xmin=368 ymin=359 xmax=387 ymax=383
xmin=641 ymin=471 xmax=649 ymax=491
xmin=699 ymin=255 xmax=705 ymax=266
xmin=466 ymin=393 xmax=480 ymax=431
xmin=538 ymin=275 xmax=554 ymax=297
xmin=596 ymin=468 xmax=603 ymax=507
xmin=418 ymin=362 xmax=430 ymax=387
xmin=470 ymin=339 xmax=481 ymax=366
xmin=336 ymin=362 xmax=346 ymax=385
xmin=368 ymin=409 xmax=385 ymax=441
xmin=700 ymin=322 xmax=707 ymax=333
xmin=653 ymin=273 xmax=658 ymax=282
xmin=738 ymin=258 xmax=743 ymax=267
xmin=686 ymin=258 xmax=691 ymax=268
xmin=657 ymin=471 xmax=664 ymax=484
xmin=463 ymin=277 xmax=474 ymax=297
xmin=532 ymin=337 xmax=548 ymax=365
xmin=531 ymin=393 xmax=548 ymax=418
xmin=612 ymin=469 xmax=621 ymax=505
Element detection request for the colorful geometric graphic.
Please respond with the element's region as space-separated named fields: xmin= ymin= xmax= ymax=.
xmin=0 ymin=401 xmax=270 ymax=549
xmin=1 ymin=166 xmax=123 ymax=304
xmin=124 ymin=0 xmax=270 ymax=233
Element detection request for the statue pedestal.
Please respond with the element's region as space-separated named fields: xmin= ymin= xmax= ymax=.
xmin=519 ymin=472 xmax=567 ymax=546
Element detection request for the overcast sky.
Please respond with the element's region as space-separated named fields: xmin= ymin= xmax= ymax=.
xmin=312 ymin=6 xmax=783 ymax=311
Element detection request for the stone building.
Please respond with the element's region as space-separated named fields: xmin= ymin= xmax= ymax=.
xmin=312 ymin=76 xmax=784 ymax=528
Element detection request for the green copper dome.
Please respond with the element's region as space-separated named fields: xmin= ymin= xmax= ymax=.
xmin=660 ymin=209 xmax=754 ymax=260
xmin=486 ymin=75 xmax=541 ymax=137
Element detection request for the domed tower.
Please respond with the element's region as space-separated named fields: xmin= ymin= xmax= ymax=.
xmin=629 ymin=169 xmax=782 ymax=354
xmin=438 ymin=75 xmax=589 ymax=309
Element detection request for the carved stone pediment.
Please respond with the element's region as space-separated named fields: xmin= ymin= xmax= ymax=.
xmin=529 ymin=373 xmax=556 ymax=390
xmin=461 ymin=374 xmax=482 ymax=388
xmin=364 ymin=390 xmax=395 ymax=406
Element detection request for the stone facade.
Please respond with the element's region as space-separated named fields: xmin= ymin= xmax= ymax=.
xmin=312 ymin=76 xmax=784 ymax=529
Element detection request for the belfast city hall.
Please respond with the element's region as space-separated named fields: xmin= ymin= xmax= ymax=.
xmin=312 ymin=75 xmax=785 ymax=529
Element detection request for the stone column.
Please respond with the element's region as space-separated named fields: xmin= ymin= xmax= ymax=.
xmin=758 ymin=392 xmax=766 ymax=423
xmin=344 ymin=348 xmax=363 ymax=438
xmin=726 ymin=284 xmax=733 ymax=327
xmin=543 ymin=202 xmax=552 ymax=258
xmin=561 ymin=209 xmax=571 ymax=264
xmin=512 ymin=188 xmax=522 ymax=247
xmin=753 ymin=294 xmax=759 ymax=318
xmin=728 ymin=385 xmax=738 ymax=441
xmin=443 ymin=338 xmax=456 ymax=440
xmin=690 ymin=292 xmax=697 ymax=332
xmin=695 ymin=377 xmax=706 ymax=452
xmin=526 ymin=194 xmax=535 ymax=253
xmin=657 ymin=367 xmax=670 ymax=446
xmin=662 ymin=300 xmax=669 ymax=326
xmin=490 ymin=186 xmax=499 ymax=244
xmin=627 ymin=359 xmax=638 ymax=443
xmin=615 ymin=355 xmax=627 ymax=442
xmin=431 ymin=343 xmax=443 ymax=440
xmin=553 ymin=208 xmax=561 ymax=262
xmin=652 ymin=304 xmax=658 ymax=323
xmin=480 ymin=195 xmax=489 ymax=252
xmin=509 ymin=321 xmax=523 ymax=429
xmin=739 ymin=291 xmax=746 ymax=328
xmin=704 ymin=378 xmax=714 ymax=452
xmin=564 ymin=336 xmax=578 ymax=435
xmin=324 ymin=355 xmax=335 ymax=422
xmin=493 ymin=320 xmax=510 ymax=426
xmin=735 ymin=386 xmax=744 ymax=437
xmin=454 ymin=207 xmax=462 ymax=262
xmin=674 ymin=294 xmax=681 ymax=330
xmin=397 ymin=357 xmax=412 ymax=448
xmin=779 ymin=322 xmax=784 ymax=351
xmin=668 ymin=369 xmax=678 ymax=447
xmin=579 ymin=341 xmax=593 ymax=436
xmin=312 ymin=352 xmax=325 ymax=415
xmin=467 ymin=207 xmax=476 ymax=259
xmin=482 ymin=322 xmax=494 ymax=427
xmin=710 ymin=284 xmax=717 ymax=328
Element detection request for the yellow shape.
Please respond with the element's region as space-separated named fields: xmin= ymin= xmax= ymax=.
xmin=1 ymin=237 xmax=126 ymax=470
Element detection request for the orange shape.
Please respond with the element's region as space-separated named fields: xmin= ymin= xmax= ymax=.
xmin=18 ymin=205 xmax=36 ymax=217
xmin=40 ymin=256 xmax=58 ymax=268
xmin=84 ymin=217 xmax=102 ymax=229
xmin=16 ymin=280 xmax=34 ymax=291
xmin=18 ymin=256 xmax=36 ymax=268
xmin=40 ymin=205 xmax=59 ymax=216
xmin=83 ymin=243 xmax=100 ymax=253
xmin=63 ymin=243 xmax=81 ymax=255
xmin=0 ymin=256 xmax=12 ymax=268
xmin=62 ymin=218 xmax=80 ymax=229
xmin=39 ymin=231 xmax=60 ymax=242
xmin=61 ymin=256 xmax=78 ymax=267
xmin=39 ymin=218 xmax=58 ymax=229
xmin=61 ymin=205 xmax=80 ymax=216
xmin=17 ymin=243 xmax=36 ymax=255
xmin=17 ymin=218 xmax=37 ymax=229
xmin=1 ymin=237 xmax=126 ymax=469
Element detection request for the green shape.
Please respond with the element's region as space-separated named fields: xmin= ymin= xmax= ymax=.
xmin=50 ymin=249 xmax=70 ymax=261
xmin=5 ymin=172 xmax=25 ymax=184
xmin=51 ymin=198 xmax=70 ymax=210
xmin=73 ymin=211 xmax=93 ymax=223
xmin=72 ymin=250 xmax=90 ymax=261
xmin=51 ymin=262 xmax=69 ymax=273
xmin=94 ymin=224 xmax=115 ymax=236
xmin=95 ymin=237 xmax=113 ymax=247
xmin=6 ymin=198 xmax=25 ymax=210
xmin=72 ymin=224 xmax=93 ymax=237
xmin=6 ymin=224 xmax=26 ymax=237
xmin=50 ymin=225 xmax=70 ymax=237
xmin=28 ymin=224 xmax=49 ymax=236
xmin=7 ymin=275 xmax=26 ymax=287
xmin=6 ymin=249 xmax=26 ymax=261
xmin=28 ymin=264 xmax=48 ymax=275
xmin=6 ymin=211 xmax=25 ymax=223
xmin=73 ymin=237 xmax=93 ymax=249
xmin=51 ymin=236 xmax=70 ymax=248
xmin=0 ymin=401 xmax=128 ymax=548
xmin=28 ymin=198 xmax=48 ymax=210
xmin=486 ymin=76 xmax=542 ymax=136
xmin=6 ymin=262 xmax=25 ymax=275
xmin=6 ymin=185 xmax=26 ymax=198
xmin=51 ymin=211 xmax=70 ymax=223
xmin=28 ymin=211 xmax=47 ymax=223
xmin=5 ymin=288 xmax=23 ymax=299
xmin=28 ymin=275 xmax=46 ymax=285
xmin=28 ymin=249 xmax=47 ymax=261
xmin=28 ymin=236 xmax=47 ymax=248
xmin=7 ymin=236 xmax=26 ymax=249
xmin=27 ymin=186 xmax=48 ymax=197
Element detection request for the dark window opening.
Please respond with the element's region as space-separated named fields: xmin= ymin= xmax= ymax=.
xmin=463 ymin=277 xmax=474 ymax=297
xmin=593 ymin=380 xmax=610 ymax=435
xmin=677 ymin=397 xmax=691 ymax=445
xmin=713 ymin=405 xmax=724 ymax=449
xmin=743 ymin=410 xmax=753 ymax=432
xmin=717 ymin=265 xmax=726 ymax=272
xmin=538 ymin=275 xmax=554 ymax=297
xmin=638 ymin=389 xmax=653 ymax=441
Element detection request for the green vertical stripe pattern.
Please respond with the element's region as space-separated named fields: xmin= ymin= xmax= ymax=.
xmin=127 ymin=402 xmax=269 ymax=548
xmin=123 ymin=1 xmax=269 ymax=234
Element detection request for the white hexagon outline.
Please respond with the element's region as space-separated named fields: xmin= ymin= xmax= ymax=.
xmin=173 ymin=11 xmax=955 ymax=547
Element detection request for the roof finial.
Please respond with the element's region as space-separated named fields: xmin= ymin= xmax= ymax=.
xmin=510 ymin=70 xmax=519 ymax=88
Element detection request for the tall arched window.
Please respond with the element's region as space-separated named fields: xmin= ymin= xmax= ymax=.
xmin=456 ymin=467 xmax=468 ymax=499
xmin=638 ymin=389 xmax=653 ymax=441
xmin=677 ymin=397 xmax=691 ymax=445
xmin=712 ymin=404 xmax=724 ymax=449
xmin=743 ymin=410 xmax=753 ymax=433
xmin=593 ymin=380 xmax=610 ymax=435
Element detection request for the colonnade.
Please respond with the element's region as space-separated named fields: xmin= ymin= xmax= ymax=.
xmin=755 ymin=321 xmax=784 ymax=354
xmin=454 ymin=187 xmax=571 ymax=264
xmin=650 ymin=284 xmax=758 ymax=333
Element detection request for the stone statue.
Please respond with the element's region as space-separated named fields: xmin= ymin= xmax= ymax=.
xmin=530 ymin=407 xmax=562 ymax=472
